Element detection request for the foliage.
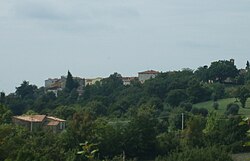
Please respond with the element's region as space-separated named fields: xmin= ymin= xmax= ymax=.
xmin=77 ymin=141 xmax=99 ymax=160
xmin=166 ymin=89 xmax=187 ymax=107
xmin=187 ymin=78 xmax=211 ymax=103
xmin=213 ymin=102 xmax=219 ymax=110
xmin=65 ymin=71 xmax=79 ymax=92
xmin=225 ymin=103 xmax=240 ymax=116
xmin=0 ymin=104 xmax=12 ymax=124
xmin=124 ymin=105 xmax=158 ymax=158
xmin=180 ymin=102 xmax=192 ymax=112
xmin=0 ymin=92 xmax=5 ymax=104
xmin=155 ymin=146 xmax=233 ymax=161
xmin=208 ymin=60 xmax=238 ymax=83
xmin=15 ymin=81 xmax=38 ymax=100
xmin=204 ymin=116 xmax=249 ymax=152
xmin=183 ymin=115 xmax=206 ymax=147
xmin=209 ymin=83 xmax=225 ymax=100
xmin=194 ymin=65 xmax=209 ymax=82
xmin=191 ymin=107 xmax=208 ymax=117
xmin=156 ymin=132 xmax=180 ymax=156
xmin=2 ymin=59 xmax=250 ymax=160
xmin=167 ymin=107 xmax=185 ymax=131
xmin=236 ymin=86 xmax=250 ymax=108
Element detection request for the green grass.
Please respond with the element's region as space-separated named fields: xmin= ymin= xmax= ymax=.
xmin=232 ymin=153 xmax=250 ymax=161
xmin=193 ymin=98 xmax=250 ymax=117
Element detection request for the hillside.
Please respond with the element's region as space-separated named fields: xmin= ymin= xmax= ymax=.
xmin=194 ymin=98 xmax=250 ymax=117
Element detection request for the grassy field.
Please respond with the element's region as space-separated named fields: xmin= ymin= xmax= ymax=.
xmin=232 ymin=153 xmax=250 ymax=161
xmin=193 ymin=98 xmax=250 ymax=117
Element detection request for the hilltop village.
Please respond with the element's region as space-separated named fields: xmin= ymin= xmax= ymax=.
xmin=2 ymin=59 xmax=250 ymax=161
xmin=45 ymin=70 xmax=159 ymax=96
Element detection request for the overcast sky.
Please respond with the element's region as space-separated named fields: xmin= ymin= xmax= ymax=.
xmin=1 ymin=0 xmax=250 ymax=93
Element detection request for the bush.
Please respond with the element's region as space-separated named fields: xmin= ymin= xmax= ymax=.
xmin=213 ymin=102 xmax=219 ymax=110
xmin=156 ymin=132 xmax=180 ymax=156
xmin=155 ymin=146 xmax=233 ymax=161
xmin=225 ymin=103 xmax=239 ymax=116
xmin=191 ymin=107 xmax=208 ymax=117
xmin=180 ymin=102 xmax=193 ymax=112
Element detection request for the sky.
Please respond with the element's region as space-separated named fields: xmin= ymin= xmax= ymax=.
xmin=0 ymin=0 xmax=250 ymax=93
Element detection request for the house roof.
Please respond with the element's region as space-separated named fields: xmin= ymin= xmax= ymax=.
xmin=122 ymin=77 xmax=137 ymax=81
xmin=46 ymin=121 xmax=60 ymax=126
xmin=13 ymin=115 xmax=46 ymax=122
xmin=47 ymin=116 xmax=66 ymax=122
xmin=138 ymin=70 xmax=159 ymax=75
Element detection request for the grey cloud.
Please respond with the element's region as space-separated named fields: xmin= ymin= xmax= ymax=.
xmin=14 ymin=1 xmax=69 ymax=20
xmin=11 ymin=0 xmax=140 ymax=34
xmin=13 ymin=0 xmax=140 ymax=21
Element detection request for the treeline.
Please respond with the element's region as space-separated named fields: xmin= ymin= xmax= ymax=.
xmin=1 ymin=59 xmax=250 ymax=160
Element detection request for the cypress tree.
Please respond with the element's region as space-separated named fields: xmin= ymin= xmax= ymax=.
xmin=65 ymin=71 xmax=78 ymax=92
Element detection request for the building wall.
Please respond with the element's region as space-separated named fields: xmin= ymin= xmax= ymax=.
xmin=138 ymin=73 xmax=157 ymax=83
xmin=85 ymin=78 xmax=102 ymax=86
xmin=45 ymin=78 xmax=59 ymax=88
xmin=12 ymin=118 xmax=44 ymax=131
xmin=12 ymin=116 xmax=65 ymax=133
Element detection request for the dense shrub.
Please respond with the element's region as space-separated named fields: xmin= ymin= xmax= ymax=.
xmin=213 ymin=102 xmax=219 ymax=110
xmin=180 ymin=102 xmax=193 ymax=112
xmin=191 ymin=107 xmax=208 ymax=117
xmin=155 ymin=146 xmax=233 ymax=161
xmin=225 ymin=103 xmax=239 ymax=116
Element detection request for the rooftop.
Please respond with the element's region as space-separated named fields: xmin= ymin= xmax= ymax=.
xmin=46 ymin=121 xmax=60 ymax=126
xmin=138 ymin=70 xmax=159 ymax=74
xmin=13 ymin=115 xmax=46 ymax=122
xmin=47 ymin=116 xmax=66 ymax=122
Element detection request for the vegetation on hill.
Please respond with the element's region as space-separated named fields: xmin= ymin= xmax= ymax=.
xmin=1 ymin=59 xmax=250 ymax=160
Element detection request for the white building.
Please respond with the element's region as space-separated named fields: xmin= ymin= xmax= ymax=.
xmin=122 ymin=77 xmax=137 ymax=85
xmin=45 ymin=76 xmax=85 ymax=96
xmin=45 ymin=78 xmax=60 ymax=88
xmin=85 ymin=77 xmax=103 ymax=86
xmin=138 ymin=70 xmax=159 ymax=83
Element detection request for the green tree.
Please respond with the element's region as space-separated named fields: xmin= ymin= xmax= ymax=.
xmin=208 ymin=60 xmax=238 ymax=83
xmin=77 ymin=141 xmax=99 ymax=160
xmin=209 ymin=83 xmax=225 ymax=100
xmin=194 ymin=65 xmax=209 ymax=82
xmin=85 ymin=101 xmax=107 ymax=116
xmin=0 ymin=104 xmax=12 ymax=124
xmin=101 ymin=72 xmax=123 ymax=96
xmin=124 ymin=105 xmax=158 ymax=158
xmin=191 ymin=107 xmax=208 ymax=117
xmin=236 ymin=86 xmax=250 ymax=108
xmin=156 ymin=132 xmax=180 ymax=156
xmin=15 ymin=81 xmax=37 ymax=99
xmin=67 ymin=111 xmax=96 ymax=147
xmin=204 ymin=112 xmax=220 ymax=134
xmin=225 ymin=103 xmax=240 ymax=116
xmin=184 ymin=115 xmax=206 ymax=147
xmin=0 ymin=92 xmax=5 ymax=104
xmin=156 ymin=146 xmax=233 ymax=161
xmin=187 ymin=78 xmax=211 ymax=103
xmin=93 ymin=118 xmax=126 ymax=158
xmin=166 ymin=89 xmax=187 ymax=107
xmin=65 ymin=71 xmax=79 ymax=92
xmin=204 ymin=116 xmax=248 ymax=152
xmin=246 ymin=60 xmax=250 ymax=70
xmin=168 ymin=108 xmax=186 ymax=131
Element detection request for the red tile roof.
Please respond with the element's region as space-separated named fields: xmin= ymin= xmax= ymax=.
xmin=46 ymin=121 xmax=60 ymax=126
xmin=47 ymin=116 xmax=66 ymax=122
xmin=13 ymin=115 xmax=46 ymax=122
xmin=138 ymin=70 xmax=159 ymax=74
xmin=122 ymin=77 xmax=137 ymax=80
